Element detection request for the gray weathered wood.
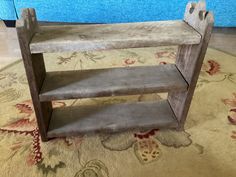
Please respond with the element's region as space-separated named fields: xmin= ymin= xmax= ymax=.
xmin=16 ymin=8 xmax=38 ymax=43
xmin=39 ymin=64 xmax=188 ymax=101
xmin=16 ymin=3 xmax=214 ymax=141
xmin=16 ymin=9 xmax=52 ymax=142
xmin=47 ymin=100 xmax=179 ymax=138
xmin=168 ymin=1 xmax=214 ymax=128
xmin=30 ymin=20 xmax=201 ymax=53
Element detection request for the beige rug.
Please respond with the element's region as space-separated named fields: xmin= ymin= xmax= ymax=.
xmin=0 ymin=46 xmax=236 ymax=177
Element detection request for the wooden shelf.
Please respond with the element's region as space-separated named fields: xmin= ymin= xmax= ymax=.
xmin=39 ymin=64 xmax=188 ymax=101
xmin=47 ymin=100 xmax=178 ymax=138
xmin=16 ymin=2 xmax=214 ymax=141
xmin=30 ymin=20 xmax=201 ymax=53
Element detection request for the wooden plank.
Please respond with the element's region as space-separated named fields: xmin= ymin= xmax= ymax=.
xmin=47 ymin=100 xmax=179 ymax=138
xmin=30 ymin=20 xmax=201 ymax=53
xmin=168 ymin=1 xmax=214 ymax=128
xmin=16 ymin=9 xmax=52 ymax=142
xmin=39 ymin=64 xmax=188 ymax=101
xmin=16 ymin=8 xmax=38 ymax=43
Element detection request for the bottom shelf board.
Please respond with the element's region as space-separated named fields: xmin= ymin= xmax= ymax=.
xmin=47 ymin=100 xmax=179 ymax=138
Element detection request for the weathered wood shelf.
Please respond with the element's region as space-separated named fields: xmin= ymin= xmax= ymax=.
xmin=16 ymin=1 xmax=214 ymax=141
xmin=47 ymin=100 xmax=178 ymax=138
xmin=30 ymin=21 xmax=201 ymax=53
xmin=39 ymin=64 xmax=188 ymax=101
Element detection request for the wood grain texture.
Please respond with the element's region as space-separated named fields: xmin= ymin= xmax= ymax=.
xmin=47 ymin=100 xmax=179 ymax=138
xmin=168 ymin=1 xmax=214 ymax=128
xmin=30 ymin=20 xmax=201 ymax=53
xmin=39 ymin=64 xmax=188 ymax=101
xmin=16 ymin=8 xmax=38 ymax=44
xmin=184 ymin=1 xmax=209 ymax=35
xmin=16 ymin=11 xmax=52 ymax=141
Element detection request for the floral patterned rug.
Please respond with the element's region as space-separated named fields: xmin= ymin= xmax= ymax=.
xmin=0 ymin=46 xmax=236 ymax=177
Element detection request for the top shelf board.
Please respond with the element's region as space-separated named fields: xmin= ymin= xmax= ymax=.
xmin=30 ymin=20 xmax=201 ymax=53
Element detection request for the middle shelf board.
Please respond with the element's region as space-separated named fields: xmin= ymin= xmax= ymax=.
xmin=39 ymin=64 xmax=188 ymax=101
xmin=47 ymin=100 xmax=179 ymax=138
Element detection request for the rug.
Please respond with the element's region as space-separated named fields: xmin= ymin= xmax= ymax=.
xmin=0 ymin=46 xmax=235 ymax=177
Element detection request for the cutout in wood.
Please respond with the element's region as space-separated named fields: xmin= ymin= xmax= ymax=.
xmin=199 ymin=10 xmax=207 ymax=21
xmin=189 ymin=3 xmax=196 ymax=14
